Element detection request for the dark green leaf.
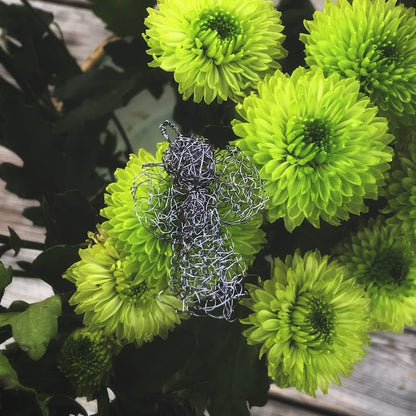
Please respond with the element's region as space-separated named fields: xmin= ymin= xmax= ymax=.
xmin=55 ymin=68 xmax=149 ymax=133
xmin=183 ymin=319 xmax=269 ymax=416
xmin=0 ymin=261 xmax=13 ymax=292
xmin=8 ymin=227 xmax=22 ymax=256
xmin=44 ymin=394 xmax=88 ymax=416
xmin=3 ymin=337 xmax=74 ymax=398
xmin=104 ymin=36 xmax=149 ymax=71
xmin=23 ymin=206 xmax=45 ymax=227
xmin=111 ymin=325 xmax=195 ymax=414
xmin=46 ymin=191 xmax=97 ymax=246
xmin=8 ymin=300 xmax=29 ymax=313
xmin=0 ymin=350 xmax=23 ymax=390
xmin=0 ymin=387 xmax=44 ymax=416
xmin=89 ymin=0 xmax=154 ymax=36
xmin=173 ymin=97 xmax=236 ymax=148
xmin=208 ymin=331 xmax=269 ymax=415
xmin=0 ymin=1 xmax=80 ymax=97
xmin=397 ymin=0 xmax=416 ymax=6
xmin=31 ymin=244 xmax=83 ymax=292
xmin=16 ymin=260 xmax=32 ymax=271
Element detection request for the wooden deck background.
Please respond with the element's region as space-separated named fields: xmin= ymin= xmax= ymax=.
xmin=0 ymin=1 xmax=415 ymax=415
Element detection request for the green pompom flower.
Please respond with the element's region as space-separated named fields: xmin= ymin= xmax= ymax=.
xmin=101 ymin=143 xmax=172 ymax=285
xmin=241 ymin=250 xmax=370 ymax=396
xmin=143 ymin=0 xmax=287 ymax=103
xmin=383 ymin=140 xmax=416 ymax=240
xmin=64 ymin=231 xmax=184 ymax=345
xmin=301 ymin=0 xmax=416 ymax=127
xmin=101 ymin=142 xmax=266 ymax=282
xmin=337 ymin=218 xmax=416 ymax=332
xmin=57 ymin=328 xmax=114 ymax=400
xmin=232 ymin=67 xmax=394 ymax=231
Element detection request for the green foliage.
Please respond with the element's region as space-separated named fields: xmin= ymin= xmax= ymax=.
xmin=0 ymin=351 xmax=23 ymax=390
xmin=89 ymin=0 xmax=154 ymax=36
xmin=0 ymin=296 xmax=62 ymax=360
xmin=0 ymin=262 xmax=12 ymax=293
xmin=110 ymin=319 xmax=268 ymax=415
xmin=31 ymin=245 xmax=84 ymax=292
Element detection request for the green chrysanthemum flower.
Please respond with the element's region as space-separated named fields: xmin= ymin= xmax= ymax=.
xmin=241 ymin=250 xmax=370 ymax=396
xmin=337 ymin=218 xmax=416 ymax=332
xmin=101 ymin=142 xmax=266 ymax=282
xmin=301 ymin=0 xmax=416 ymax=127
xmin=143 ymin=0 xmax=287 ymax=104
xmin=64 ymin=232 xmax=183 ymax=345
xmin=383 ymin=140 xmax=416 ymax=239
xmin=232 ymin=67 xmax=394 ymax=231
xmin=57 ymin=328 xmax=114 ymax=400
xmin=101 ymin=143 xmax=172 ymax=285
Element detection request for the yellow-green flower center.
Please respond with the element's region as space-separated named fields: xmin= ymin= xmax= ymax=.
xmin=286 ymin=117 xmax=332 ymax=166
xmin=369 ymin=249 xmax=408 ymax=287
xmin=291 ymin=293 xmax=335 ymax=348
xmin=356 ymin=32 xmax=402 ymax=94
xmin=199 ymin=9 xmax=241 ymax=40
xmin=306 ymin=296 xmax=334 ymax=342
xmin=112 ymin=260 xmax=150 ymax=303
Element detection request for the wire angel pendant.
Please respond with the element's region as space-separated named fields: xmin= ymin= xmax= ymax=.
xmin=131 ymin=121 xmax=266 ymax=320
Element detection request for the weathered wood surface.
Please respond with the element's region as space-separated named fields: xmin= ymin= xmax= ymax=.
xmin=1 ymin=1 xmax=415 ymax=416
xmin=252 ymin=329 xmax=416 ymax=416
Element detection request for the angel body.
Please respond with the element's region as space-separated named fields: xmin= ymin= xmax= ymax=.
xmin=132 ymin=121 xmax=265 ymax=320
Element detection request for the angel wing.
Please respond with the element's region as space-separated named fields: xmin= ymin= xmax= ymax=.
xmin=131 ymin=162 xmax=184 ymax=240
xmin=214 ymin=146 xmax=267 ymax=225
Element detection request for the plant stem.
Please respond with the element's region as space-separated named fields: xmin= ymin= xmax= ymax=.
xmin=0 ymin=234 xmax=44 ymax=251
xmin=111 ymin=114 xmax=134 ymax=155
xmin=10 ymin=270 xmax=38 ymax=278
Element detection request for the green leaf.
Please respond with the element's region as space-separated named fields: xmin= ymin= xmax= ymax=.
xmin=89 ymin=0 xmax=154 ymax=36
xmin=0 ymin=350 xmax=23 ymax=390
xmin=31 ymin=244 xmax=82 ymax=292
xmin=8 ymin=226 xmax=22 ymax=256
xmin=0 ymin=312 xmax=19 ymax=328
xmin=42 ymin=191 xmax=97 ymax=246
xmin=0 ymin=261 xmax=13 ymax=292
xmin=44 ymin=394 xmax=88 ymax=416
xmin=187 ymin=319 xmax=269 ymax=416
xmin=104 ymin=37 xmax=149 ymax=71
xmin=1 ymin=296 xmax=62 ymax=360
xmin=0 ymin=1 xmax=80 ymax=96
xmin=111 ymin=326 xmax=196 ymax=414
xmin=0 ymin=387 xmax=44 ymax=416
xmin=55 ymin=68 xmax=149 ymax=133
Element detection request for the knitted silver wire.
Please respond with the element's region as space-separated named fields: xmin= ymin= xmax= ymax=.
xmin=132 ymin=121 xmax=266 ymax=320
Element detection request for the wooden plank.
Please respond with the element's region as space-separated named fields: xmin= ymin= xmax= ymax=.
xmin=251 ymin=400 xmax=326 ymax=416
xmin=35 ymin=0 xmax=91 ymax=8
xmin=0 ymin=146 xmax=44 ymax=243
xmin=33 ymin=0 xmax=325 ymax=10
xmin=262 ymin=329 xmax=416 ymax=416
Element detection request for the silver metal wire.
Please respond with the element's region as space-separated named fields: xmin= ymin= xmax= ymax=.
xmin=131 ymin=121 xmax=266 ymax=320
